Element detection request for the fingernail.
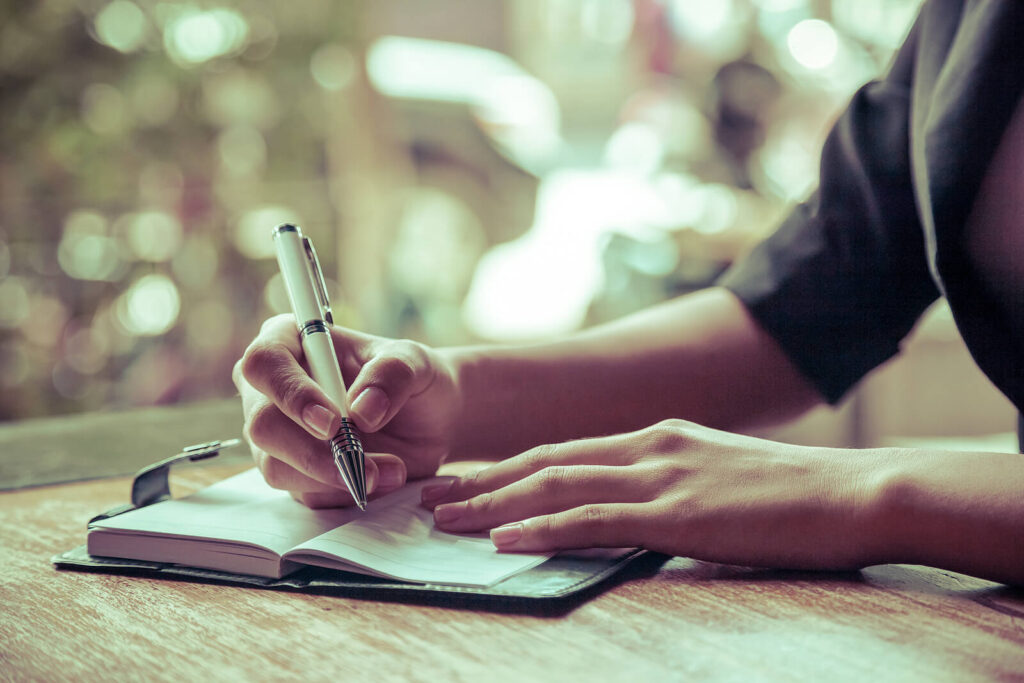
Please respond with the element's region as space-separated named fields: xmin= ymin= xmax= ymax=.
xmin=421 ymin=480 xmax=453 ymax=504
xmin=302 ymin=404 xmax=336 ymax=439
xmin=434 ymin=501 xmax=465 ymax=525
xmin=377 ymin=461 xmax=404 ymax=489
xmin=351 ymin=387 xmax=389 ymax=430
xmin=491 ymin=523 xmax=523 ymax=548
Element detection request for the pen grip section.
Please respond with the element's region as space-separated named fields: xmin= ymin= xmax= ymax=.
xmin=301 ymin=329 xmax=351 ymax=415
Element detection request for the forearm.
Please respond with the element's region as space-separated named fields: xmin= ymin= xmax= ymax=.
xmin=444 ymin=287 xmax=823 ymax=459
xmin=872 ymin=448 xmax=1024 ymax=585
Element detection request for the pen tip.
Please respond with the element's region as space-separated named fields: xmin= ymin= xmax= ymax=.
xmin=356 ymin=499 xmax=367 ymax=512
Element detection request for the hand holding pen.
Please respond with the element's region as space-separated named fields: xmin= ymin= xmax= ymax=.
xmin=272 ymin=224 xmax=368 ymax=508
xmin=233 ymin=225 xmax=461 ymax=509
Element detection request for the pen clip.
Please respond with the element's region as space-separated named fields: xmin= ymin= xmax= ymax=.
xmin=302 ymin=236 xmax=334 ymax=326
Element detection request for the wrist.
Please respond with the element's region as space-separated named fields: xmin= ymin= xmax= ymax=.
xmin=853 ymin=448 xmax=918 ymax=567
xmin=437 ymin=345 xmax=499 ymax=460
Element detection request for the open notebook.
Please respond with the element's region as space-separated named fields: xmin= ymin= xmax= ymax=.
xmin=87 ymin=469 xmax=551 ymax=588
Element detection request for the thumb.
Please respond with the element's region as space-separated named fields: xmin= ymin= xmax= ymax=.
xmin=347 ymin=341 xmax=435 ymax=433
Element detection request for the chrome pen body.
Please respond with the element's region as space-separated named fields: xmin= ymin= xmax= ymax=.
xmin=272 ymin=223 xmax=367 ymax=510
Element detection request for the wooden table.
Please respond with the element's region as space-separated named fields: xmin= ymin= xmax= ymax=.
xmin=2 ymin=406 xmax=1024 ymax=681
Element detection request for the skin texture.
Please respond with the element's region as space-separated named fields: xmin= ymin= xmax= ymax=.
xmin=234 ymin=287 xmax=1024 ymax=584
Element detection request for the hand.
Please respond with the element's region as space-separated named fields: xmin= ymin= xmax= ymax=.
xmin=234 ymin=315 xmax=462 ymax=508
xmin=421 ymin=419 xmax=891 ymax=570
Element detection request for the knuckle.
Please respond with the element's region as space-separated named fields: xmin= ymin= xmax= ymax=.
xmin=394 ymin=339 xmax=430 ymax=366
xmin=240 ymin=341 xmax=287 ymax=384
xmin=642 ymin=419 xmax=692 ymax=454
xmin=277 ymin=374 xmax=319 ymax=414
xmin=378 ymin=353 xmax=418 ymax=386
xmin=530 ymin=514 xmax=554 ymax=540
xmin=520 ymin=443 xmax=558 ymax=473
xmin=458 ymin=469 xmax=483 ymax=495
xmin=577 ymin=504 xmax=610 ymax=530
xmin=370 ymin=339 xmax=431 ymax=388
xmin=468 ymin=491 xmax=494 ymax=516
xmin=534 ymin=466 xmax=570 ymax=497
xmin=246 ymin=402 xmax=279 ymax=449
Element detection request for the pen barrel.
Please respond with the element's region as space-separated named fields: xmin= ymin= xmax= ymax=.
xmin=301 ymin=328 xmax=351 ymax=415
xmin=273 ymin=225 xmax=321 ymax=327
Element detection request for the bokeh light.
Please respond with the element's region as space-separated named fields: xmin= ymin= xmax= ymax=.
xmin=115 ymin=274 xmax=181 ymax=336
xmin=93 ymin=1 xmax=148 ymax=54
xmin=604 ymin=122 xmax=665 ymax=174
xmin=580 ymin=0 xmax=635 ymax=47
xmin=786 ymin=19 xmax=839 ymax=71
xmin=311 ymin=44 xmax=356 ymax=91
xmin=125 ymin=211 xmax=183 ymax=262
xmin=164 ymin=7 xmax=249 ymax=66
xmin=669 ymin=0 xmax=748 ymax=57
xmin=58 ymin=211 xmax=124 ymax=282
xmin=235 ymin=206 xmax=300 ymax=259
xmin=81 ymin=83 xmax=129 ymax=136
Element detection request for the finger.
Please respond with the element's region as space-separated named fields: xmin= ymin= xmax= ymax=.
xmin=245 ymin=395 xmax=407 ymax=498
xmin=256 ymin=447 xmax=406 ymax=497
xmin=288 ymin=453 xmax=408 ymax=508
xmin=431 ymin=465 xmax=648 ymax=533
xmin=421 ymin=437 xmax=632 ymax=508
xmin=347 ymin=340 xmax=435 ymax=433
xmin=239 ymin=315 xmax=343 ymax=441
xmin=254 ymin=446 xmax=381 ymax=498
xmin=245 ymin=396 xmax=350 ymax=488
xmin=489 ymin=504 xmax=646 ymax=553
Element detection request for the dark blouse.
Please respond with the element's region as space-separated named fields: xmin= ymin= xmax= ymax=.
xmin=720 ymin=0 xmax=1024 ymax=416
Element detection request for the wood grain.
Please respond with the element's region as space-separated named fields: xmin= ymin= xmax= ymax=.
xmin=3 ymin=464 xmax=1024 ymax=682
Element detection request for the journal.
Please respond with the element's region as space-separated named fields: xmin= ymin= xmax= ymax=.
xmin=87 ymin=469 xmax=550 ymax=587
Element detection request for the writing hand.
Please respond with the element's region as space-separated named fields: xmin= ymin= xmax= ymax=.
xmin=234 ymin=315 xmax=461 ymax=508
xmin=422 ymin=419 xmax=891 ymax=570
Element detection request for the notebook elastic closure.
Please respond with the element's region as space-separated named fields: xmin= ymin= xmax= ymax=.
xmin=87 ymin=438 xmax=241 ymax=525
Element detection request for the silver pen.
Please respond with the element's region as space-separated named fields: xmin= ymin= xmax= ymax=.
xmin=272 ymin=223 xmax=367 ymax=510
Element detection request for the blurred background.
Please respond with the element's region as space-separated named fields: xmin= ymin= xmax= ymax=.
xmin=1 ymin=0 xmax=1016 ymax=449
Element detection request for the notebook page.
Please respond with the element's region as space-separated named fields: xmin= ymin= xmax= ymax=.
xmin=91 ymin=469 xmax=361 ymax=557
xmin=286 ymin=478 xmax=552 ymax=587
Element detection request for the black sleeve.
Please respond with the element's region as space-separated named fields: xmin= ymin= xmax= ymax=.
xmin=718 ymin=16 xmax=940 ymax=404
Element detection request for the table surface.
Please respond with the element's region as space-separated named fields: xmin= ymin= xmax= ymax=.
xmin=3 ymin=405 xmax=1024 ymax=682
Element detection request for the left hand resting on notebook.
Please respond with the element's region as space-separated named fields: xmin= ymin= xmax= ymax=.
xmin=421 ymin=419 xmax=896 ymax=570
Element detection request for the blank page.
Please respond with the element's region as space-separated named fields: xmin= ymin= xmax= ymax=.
xmin=286 ymin=479 xmax=552 ymax=587
xmin=91 ymin=469 xmax=361 ymax=558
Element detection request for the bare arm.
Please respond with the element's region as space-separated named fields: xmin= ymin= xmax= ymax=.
xmin=445 ymin=286 xmax=824 ymax=460
xmin=876 ymin=448 xmax=1024 ymax=585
